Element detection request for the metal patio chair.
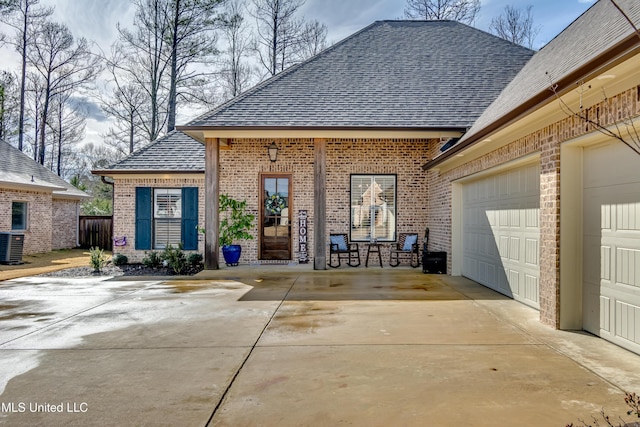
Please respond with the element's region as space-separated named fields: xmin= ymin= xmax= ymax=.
xmin=328 ymin=233 xmax=360 ymax=268
xmin=389 ymin=233 xmax=420 ymax=268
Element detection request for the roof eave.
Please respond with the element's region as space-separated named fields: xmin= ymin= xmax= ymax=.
xmin=92 ymin=169 xmax=205 ymax=176
xmin=423 ymin=33 xmax=640 ymax=171
xmin=176 ymin=125 xmax=467 ymax=142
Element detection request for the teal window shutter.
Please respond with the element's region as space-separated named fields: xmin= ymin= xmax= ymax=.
xmin=135 ymin=187 xmax=152 ymax=250
xmin=181 ymin=187 xmax=198 ymax=250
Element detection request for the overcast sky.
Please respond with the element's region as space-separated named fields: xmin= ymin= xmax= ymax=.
xmin=1 ymin=0 xmax=597 ymax=148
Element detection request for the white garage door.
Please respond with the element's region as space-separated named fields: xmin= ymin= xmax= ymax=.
xmin=583 ymin=142 xmax=640 ymax=354
xmin=462 ymin=163 xmax=540 ymax=309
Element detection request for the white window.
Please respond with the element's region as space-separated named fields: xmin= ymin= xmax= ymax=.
xmin=154 ymin=189 xmax=182 ymax=249
xmin=350 ymin=175 xmax=396 ymax=242
xmin=11 ymin=201 xmax=27 ymax=230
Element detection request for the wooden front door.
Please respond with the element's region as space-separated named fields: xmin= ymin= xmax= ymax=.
xmin=260 ymin=174 xmax=292 ymax=260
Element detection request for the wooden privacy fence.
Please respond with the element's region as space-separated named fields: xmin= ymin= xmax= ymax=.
xmin=79 ymin=216 xmax=113 ymax=251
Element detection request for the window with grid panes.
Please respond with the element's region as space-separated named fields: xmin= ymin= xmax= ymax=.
xmin=350 ymin=175 xmax=396 ymax=242
xmin=154 ymin=189 xmax=182 ymax=249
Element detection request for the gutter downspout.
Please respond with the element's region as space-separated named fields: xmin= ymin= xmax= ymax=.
xmin=101 ymin=176 xmax=115 ymax=250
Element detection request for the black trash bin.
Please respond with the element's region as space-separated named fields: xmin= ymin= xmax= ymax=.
xmin=422 ymin=227 xmax=446 ymax=274
xmin=422 ymin=251 xmax=447 ymax=274
xmin=0 ymin=232 xmax=25 ymax=265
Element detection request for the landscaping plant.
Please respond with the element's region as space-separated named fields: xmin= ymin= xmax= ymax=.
xmin=89 ymin=247 xmax=108 ymax=273
xmin=112 ymin=254 xmax=128 ymax=266
xmin=161 ymin=244 xmax=187 ymax=274
xmin=142 ymin=251 xmax=163 ymax=268
xmin=567 ymin=391 xmax=640 ymax=427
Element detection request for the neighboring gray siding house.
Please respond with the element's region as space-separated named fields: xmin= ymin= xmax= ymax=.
xmin=0 ymin=140 xmax=89 ymax=255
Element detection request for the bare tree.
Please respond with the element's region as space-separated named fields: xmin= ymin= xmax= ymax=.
xmin=48 ymin=91 xmax=86 ymax=176
xmin=115 ymin=0 xmax=171 ymax=142
xmin=218 ymin=0 xmax=256 ymax=100
xmin=100 ymin=53 xmax=147 ymax=155
xmin=164 ymin=0 xmax=224 ymax=132
xmin=404 ymin=0 xmax=480 ymax=24
xmin=297 ymin=19 xmax=328 ymax=60
xmin=548 ymin=74 xmax=640 ymax=156
xmin=490 ymin=4 xmax=539 ymax=49
xmin=0 ymin=0 xmax=53 ymax=151
xmin=27 ymin=21 xmax=101 ymax=165
xmin=250 ymin=0 xmax=305 ymax=77
xmin=0 ymin=70 xmax=20 ymax=142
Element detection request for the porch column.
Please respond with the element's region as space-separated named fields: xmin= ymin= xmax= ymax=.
xmin=539 ymin=132 xmax=561 ymax=328
xmin=205 ymin=138 xmax=219 ymax=270
xmin=314 ymin=138 xmax=327 ymax=270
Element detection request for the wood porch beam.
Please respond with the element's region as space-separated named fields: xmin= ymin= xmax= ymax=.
xmin=205 ymin=138 xmax=219 ymax=269
xmin=314 ymin=138 xmax=327 ymax=270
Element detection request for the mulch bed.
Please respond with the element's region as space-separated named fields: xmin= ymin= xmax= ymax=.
xmin=37 ymin=264 xmax=204 ymax=278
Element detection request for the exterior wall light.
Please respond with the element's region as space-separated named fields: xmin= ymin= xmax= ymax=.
xmin=268 ymin=142 xmax=279 ymax=162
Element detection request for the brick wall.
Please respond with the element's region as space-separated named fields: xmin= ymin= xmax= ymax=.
xmin=112 ymin=177 xmax=205 ymax=263
xmin=52 ymin=199 xmax=80 ymax=250
xmin=0 ymin=189 xmax=53 ymax=255
xmin=326 ymin=138 xmax=431 ymax=265
xmin=112 ymin=137 xmax=432 ymax=265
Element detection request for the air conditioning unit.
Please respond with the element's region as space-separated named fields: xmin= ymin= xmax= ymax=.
xmin=0 ymin=232 xmax=25 ymax=265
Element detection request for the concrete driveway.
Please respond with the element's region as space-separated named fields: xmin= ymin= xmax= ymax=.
xmin=0 ymin=268 xmax=639 ymax=426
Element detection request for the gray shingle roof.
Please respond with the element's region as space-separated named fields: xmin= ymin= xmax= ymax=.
xmin=459 ymin=0 xmax=640 ymax=146
xmin=0 ymin=140 xmax=89 ymax=199
xmin=100 ymin=131 xmax=204 ymax=172
xmin=182 ymin=20 xmax=534 ymax=130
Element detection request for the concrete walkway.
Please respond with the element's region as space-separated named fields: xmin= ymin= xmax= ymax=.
xmin=0 ymin=267 xmax=638 ymax=426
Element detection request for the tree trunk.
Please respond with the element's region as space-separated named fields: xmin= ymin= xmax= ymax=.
xmin=167 ymin=0 xmax=180 ymax=133
xmin=38 ymin=83 xmax=51 ymax=165
xmin=17 ymin=2 xmax=29 ymax=152
xmin=57 ymin=105 xmax=62 ymax=176
xmin=271 ymin=12 xmax=278 ymax=76
xmin=129 ymin=111 xmax=135 ymax=154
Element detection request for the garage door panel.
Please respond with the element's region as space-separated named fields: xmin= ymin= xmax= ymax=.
xmin=525 ymin=274 xmax=539 ymax=303
xmin=462 ymin=163 xmax=540 ymax=308
xmin=615 ymin=300 xmax=640 ymax=344
xmin=525 ymin=238 xmax=538 ymax=266
xmin=584 ymin=142 xmax=640 ymax=354
xmin=616 ymin=247 xmax=640 ymax=288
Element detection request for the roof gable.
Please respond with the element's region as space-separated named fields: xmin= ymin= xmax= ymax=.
xmin=183 ymin=20 xmax=534 ymax=130
xmin=0 ymin=140 xmax=88 ymax=199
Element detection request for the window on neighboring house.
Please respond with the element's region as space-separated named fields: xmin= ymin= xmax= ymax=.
xmin=11 ymin=202 xmax=27 ymax=230
xmin=135 ymin=187 xmax=198 ymax=251
xmin=350 ymin=175 xmax=396 ymax=242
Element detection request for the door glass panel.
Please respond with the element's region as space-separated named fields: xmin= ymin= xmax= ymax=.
xmin=261 ymin=176 xmax=291 ymax=259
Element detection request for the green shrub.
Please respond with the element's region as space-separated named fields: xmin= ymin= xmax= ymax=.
xmin=187 ymin=253 xmax=203 ymax=266
xmin=161 ymin=244 xmax=187 ymax=274
xmin=142 ymin=251 xmax=163 ymax=268
xmin=112 ymin=254 xmax=128 ymax=266
xmin=89 ymin=247 xmax=108 ymax=272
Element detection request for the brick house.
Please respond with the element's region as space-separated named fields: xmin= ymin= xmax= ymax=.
xmin=95 ymin=19 xmax=533 ymax=266
xmin=95 ymin=1 xmax=640 ymax=354
xmin=0 ymin=140 xmax=89 ymax=255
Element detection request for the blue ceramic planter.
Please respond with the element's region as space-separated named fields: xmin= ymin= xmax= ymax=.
xmin=222 ymin=245 xmax=242 ymax=266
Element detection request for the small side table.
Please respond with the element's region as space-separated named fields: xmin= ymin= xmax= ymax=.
xmin=365 ymin=242 xmax=383 ymax=268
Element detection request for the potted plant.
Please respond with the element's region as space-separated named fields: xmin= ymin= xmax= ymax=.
xmin=219 ymin=194 xmax=255 ymax=266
